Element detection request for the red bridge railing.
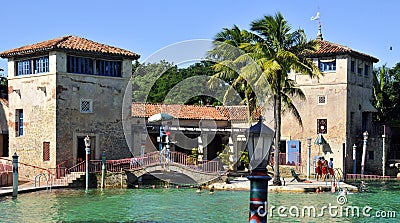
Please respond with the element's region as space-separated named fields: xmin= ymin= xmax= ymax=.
xmin=0 ymin=157 xmax=53 ymax=186
xmin=67 ymin=151 xmax=221 ymax=175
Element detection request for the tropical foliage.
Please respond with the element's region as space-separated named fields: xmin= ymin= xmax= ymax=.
xmin=208 ymin=12 xmax=321 ymax=185
xmin=373 ymin=63 xmax=400 ymax=126
xmin=0 ymin=68 xmax=7 ymax=98
xmin=132 ymin=60 xmax=224 ymax=105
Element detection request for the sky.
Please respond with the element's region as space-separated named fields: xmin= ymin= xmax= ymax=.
xmin=1 ymin=0 xmax=400 ymax=75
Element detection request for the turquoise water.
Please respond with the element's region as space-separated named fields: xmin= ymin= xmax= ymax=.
xmin=0 ymin=182 xmax=399 ymax=223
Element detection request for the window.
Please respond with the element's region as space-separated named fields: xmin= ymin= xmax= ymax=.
xmin=67 ymin=55 xmax=121 ymax=77
xmin=96 ymin=60 xmax=121 ymax=77
xmin=16 ymin=57 xmax=49 ymax=75
xmin=364 ymin=64 xmax=370 ymax=76
xmin=319 ymin=59 xmax=336 ymax=72
xmin=357 ymin=61 xmax=363 ymax=75
xmin=318 ymin=95 xmax=327 ymax=104
xmin=368 ymin=151 xmax=374 ymax=160
xmin=43 ymin=142 xmax=50 ymax=161
xmin=317 ymin=119 xmax=327 ymax=134
xmin=350 ymin=61 xmax=355 ymax=72
xmin=17 ymin=60 xmax=31 ymax=75
xmin=35 ymin=57 xmax=49 ymax=73
xmin=16 ymin=109 xmax=23 ymax=137
xmin=67 ymin=56 xmax=93 ymax=74
xmin=80 ymin=99 xmax=93 ymax=113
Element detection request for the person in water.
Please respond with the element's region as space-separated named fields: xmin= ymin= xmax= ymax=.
xmin=209 ymin=186 xmax=215 ymax=194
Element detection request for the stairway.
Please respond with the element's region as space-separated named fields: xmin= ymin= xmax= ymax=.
xmin=54 ymin=172 xmax=85 ymax=186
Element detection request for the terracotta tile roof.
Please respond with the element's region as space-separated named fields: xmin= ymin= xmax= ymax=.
xmin=0 ymin=35 xmax=140 ymax=59
xmin=132 ymin=103 xmax=228 ymax=120
xmin=305 ymin=40 xmax=379 ymax=63
xmin=216 ymin=106 xmax=250 ymax=121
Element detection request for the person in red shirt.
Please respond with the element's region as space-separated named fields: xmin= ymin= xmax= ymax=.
xmin=315 ymin=157 xmax=322 ymax=181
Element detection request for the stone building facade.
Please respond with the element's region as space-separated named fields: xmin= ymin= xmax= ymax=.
xmin=0 ymin=36 xmax=140 ymax=170
xmin=264 ymin=39 xmax=383 ymax=175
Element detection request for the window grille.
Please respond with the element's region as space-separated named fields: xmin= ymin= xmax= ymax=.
xmin=43 ymin=142 xmax=50 ymax=161
xmin=318 ymin=95 xmax=326 ymax=104
xmin=317 ymin=119 xmax=327 ymax=134
xmin=80 ymin=99 xmax=93 ymax=113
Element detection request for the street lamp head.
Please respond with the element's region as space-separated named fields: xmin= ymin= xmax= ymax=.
xmin=363 ymin=131 xmax=369 ymax=140
xmin=247 ymin=116 xmax=274 ymax=170
xmin=306 ymin=137 xmax=312 ymax=145
xmin=84 ymin=135 xmax=90 ymax=147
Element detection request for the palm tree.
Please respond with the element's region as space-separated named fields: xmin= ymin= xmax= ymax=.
xmin=372 ymin=65 xmax=391 ymax=122
xmin=250 ymin=13 xmax=322 ymax=185
xmin=209 ymin=12 xmax=321 ymax=185
xmin=207 ymin=25 xmax=259 ymax=116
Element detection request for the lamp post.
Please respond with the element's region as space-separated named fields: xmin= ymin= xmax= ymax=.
xmin=314 ymin=133 xmax=327 ymax=155
xmin=361 ymin=131 xmax=368 ymax=176
xmin=306 ymin=137 xmax=312 ymax=180
xmin=247 ymin=117 xmax=274 ymax=223
xmin=84 ymin=135 xmax=91 ymax=191
xmin=353 ymin=144 xmax=357 ymax=174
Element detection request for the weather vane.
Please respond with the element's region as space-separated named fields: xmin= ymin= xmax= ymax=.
xmin=311 ymin=8 xmax=323 ymax=40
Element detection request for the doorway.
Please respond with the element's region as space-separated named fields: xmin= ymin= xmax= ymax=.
xmin=76 ymin=136 xmax=96 ymax=162
xmin=0 ymin=134 xmax=9 ymax=157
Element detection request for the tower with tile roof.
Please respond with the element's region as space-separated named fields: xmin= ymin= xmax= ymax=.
xmin=262 ymin=39 xmax=381 ymax=175
xmin=0 ymin=36 xmax=140 ymax=169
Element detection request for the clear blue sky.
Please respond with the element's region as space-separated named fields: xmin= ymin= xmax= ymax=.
xmin=1 ymin=0 xmax=399 ymax=75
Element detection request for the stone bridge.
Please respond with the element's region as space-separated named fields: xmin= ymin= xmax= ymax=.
xmin=68 ymin=151 xmax=228 ymax=185
xmin=126 ymin=162 xmax=226 ymax=185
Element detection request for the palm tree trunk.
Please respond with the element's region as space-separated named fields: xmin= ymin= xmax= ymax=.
xmin=273 ymin=74 xmax=282 ymax=186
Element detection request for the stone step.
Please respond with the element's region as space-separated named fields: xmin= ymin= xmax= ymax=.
xmin=54 ymin=172 xmax=85 ymax=186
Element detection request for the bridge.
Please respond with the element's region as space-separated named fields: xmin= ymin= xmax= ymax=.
xmin=65 ymin=151 xmax=226 ymax=185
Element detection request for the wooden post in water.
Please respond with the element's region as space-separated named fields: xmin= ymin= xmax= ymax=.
xmin=101 ymin=151 xmax=106 ymax=188
xmin=12 ymin=152 xmax=19 ymax=198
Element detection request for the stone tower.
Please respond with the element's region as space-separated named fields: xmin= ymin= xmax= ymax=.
xmin=0 ymin=36 xmax=140 ymax=169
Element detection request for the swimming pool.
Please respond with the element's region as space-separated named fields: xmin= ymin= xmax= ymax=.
xmin=0 ymin=181 xmax=398 ymax=222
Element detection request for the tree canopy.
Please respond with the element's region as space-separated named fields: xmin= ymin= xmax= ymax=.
xmin=132 ymin=60 xmax=225 ymax=105
xmin=373 ymin=63 xmax=400 ymax=126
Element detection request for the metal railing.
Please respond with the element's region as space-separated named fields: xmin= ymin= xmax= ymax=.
xmin=270 ymin=153 xmax=302 ymax=166
xmin=0 ymin=157 xmax=53 ymax=187
xmin=66 ymin=151 xmax=221 ymax=175
xmin=346 ymin=174 xmax=393 ymax=181
xmin=334 ymin=168 xmax=344 ymax=181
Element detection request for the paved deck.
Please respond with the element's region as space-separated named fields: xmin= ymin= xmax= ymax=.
xmin=209 ymin=177 xmax=359 ymax=192
xmin=0 ymin=182 xmax=67 ymax=197
xmin=1 ymin=177 xmax=359 ymax=197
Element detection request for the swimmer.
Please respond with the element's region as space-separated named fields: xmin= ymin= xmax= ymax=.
xmin=209 ymin=186 xmax=215 ymax=195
